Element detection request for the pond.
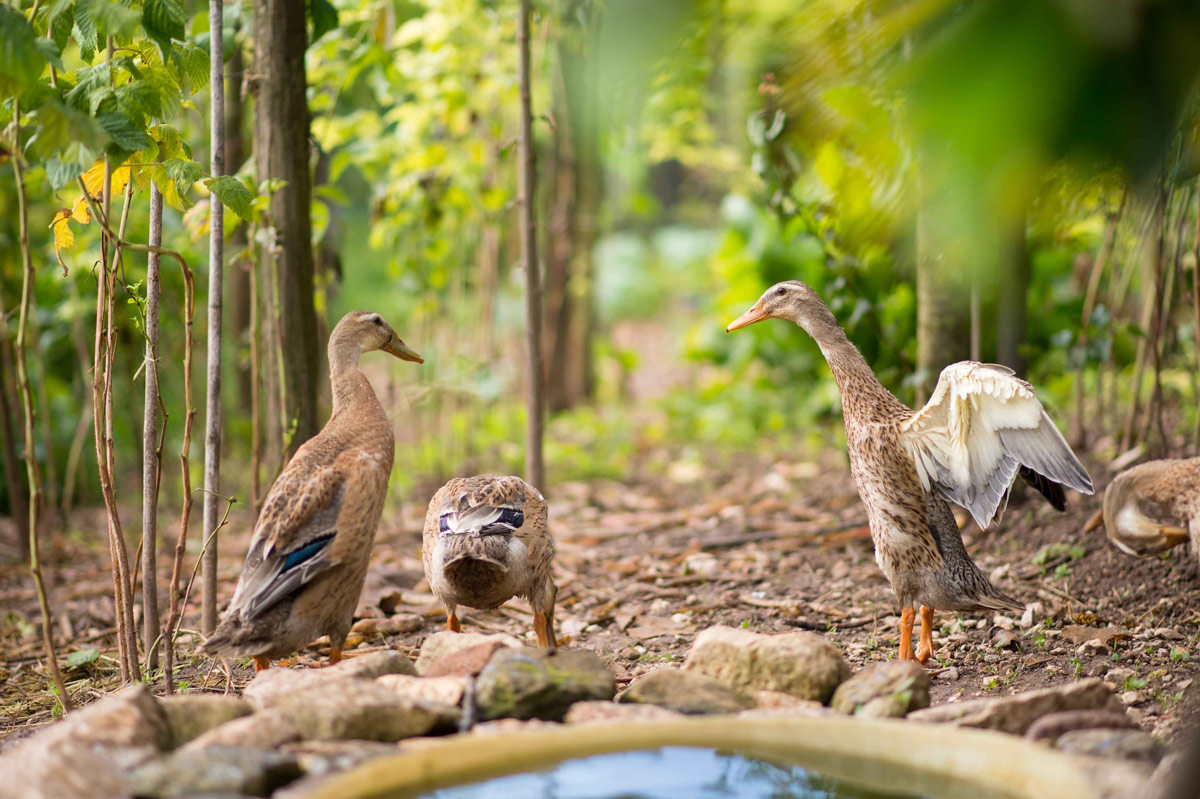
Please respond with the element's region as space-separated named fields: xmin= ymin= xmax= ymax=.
xmin=417 ymin=746 xmax=924 ymax=799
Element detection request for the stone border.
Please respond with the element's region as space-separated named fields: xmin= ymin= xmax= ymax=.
xmin=293 ymin=715 xmax=1099 ymax=799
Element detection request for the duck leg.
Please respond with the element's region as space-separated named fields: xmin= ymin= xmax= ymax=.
xmin=327 ymin=647 xmax=343 ymax=666
xmin=253 ymin=656 xmax=271 ymax=673
xmin=898 ymin=607 xmax=915 ymax=662
xmin=447 ymin=610 xmax=461 ymax=633
xmin=534 ymin=610 xmax=557 ymax=650
xmin=915 ymin=605 xmax=935 ymax=664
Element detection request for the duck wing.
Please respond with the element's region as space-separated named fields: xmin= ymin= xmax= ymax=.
xmin=901 ymin=361 xmax=1093 ymax=529
xmin=225 ymin=458 xmax=349 ymax=623
xmin=437 ymin=475 xmax=527 ymax=536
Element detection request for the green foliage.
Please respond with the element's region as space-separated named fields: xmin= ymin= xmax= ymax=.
xmin=206 ymin=175 xmax=253 ymax=220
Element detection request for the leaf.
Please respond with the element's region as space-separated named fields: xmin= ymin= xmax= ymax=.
xmin=72 ymin=4 xmax=99 ymax=63
xmin=85 ymin=0 xmax=142 ymax=41
xmin=65 ymin=648 xmax=100 ymax=668
xmin=309 ymin=0 xmax=338 ymax=45
xmin=170 ymin=41 xmax=210 ymax=96
xmin=97 ymin=111 xmax=150 ymax=152
xmin=44 ymin=157 xmax=84 ymax=190
xmin=143 ymin=0 xmax=187 ymax=56
xmin=50 ymin=5 xmax=75 ymax=55
xmin=0 ymin=7 xmax=46 ymax=98
xmin=51 ymin=209 xmax=76 ymax=267
xmin=206 ymin=175 xmax=254 ymax=220
xmin=164 ymin=157 xmax=203 ymax=188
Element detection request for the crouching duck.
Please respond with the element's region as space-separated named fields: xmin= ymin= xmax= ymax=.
xmin=728 ymin=281 xmax=1093 ymax=664
xmin=423 ymin=475 xmax=557 ymax=648
xmin=202 ymin=311 xmax=422 ymax=671
xmin=1085 ymin=457 xmax=1199 ymax=561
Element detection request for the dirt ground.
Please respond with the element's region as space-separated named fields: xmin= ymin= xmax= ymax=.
xmin=2 ymin=442 xmax=1198 ymax=750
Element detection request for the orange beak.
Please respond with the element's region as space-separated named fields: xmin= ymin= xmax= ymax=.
xmin=726 ymin=300 xmax=770 ymax=332
xmin=1082 ymin=509 xmax=1104 ymax=534
xmin=382 ymin=335 xmax=423 ymax=363
xmin=1161 ymin=525 xmax=1190 ymax=548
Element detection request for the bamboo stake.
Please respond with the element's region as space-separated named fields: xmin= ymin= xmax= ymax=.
xmin=202 ymin=0 xmax=227 ymax=635
xmin=1193 ymin=176 xmax=1200 ymax=448
xmin=142 ymin=184 xmax=164 ymax=672
xmin=11 ymin=101 xmax=72 ymax=712
xmin=518 ymin=0 xmax=546 ymax=492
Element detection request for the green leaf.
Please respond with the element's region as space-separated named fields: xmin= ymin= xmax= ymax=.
xmin=170 ymin=41 xmax=210 ymax=96
xmin=143 ymin=0 xmax=187 ymax=56
xmin=72 ymin=4 xmax=99 ymax=63
xmin=152 ymin=123 xmax=183 ymax=160
xmin=309 ymin=0 xmax=338 ymax=45
xmin=97 ymin=110 xmax=150 ymax=152
xmin=26 ymin=99 xmax=107 ymax=164
xmin=85 ymin=0 xmax=142 ymax=41
xmin=45 ymin=157 xmax=84 ymax=190
xmin=35 ymin=38 xmax=64 ymax=73
xmin=164 ymin=156 xmax=202 ymax=188
xmin=0 ymin=7 xmax=46 ymax=98
xmin=66 ymin=648 xmax=101 ymax=668
xmin=50 ymin=5 xmax=75 ymax=54
xmin=206 ymin=175 xmax=255 ymax=220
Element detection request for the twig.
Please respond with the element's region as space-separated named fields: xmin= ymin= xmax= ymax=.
xmin=142 ymin=182 xmax=164 ymax=673
xmin=10 ymin=101 xmax=72 ymax=713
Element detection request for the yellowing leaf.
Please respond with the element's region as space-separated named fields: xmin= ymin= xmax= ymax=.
xmin=50 ymin=210 xmax=75 ymax=268
xmin=80 ymin=157 xmax=133 ymax=202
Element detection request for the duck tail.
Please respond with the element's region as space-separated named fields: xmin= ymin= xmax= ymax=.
xmin=199 ymin=613 xmax=243 ymax=657
xmin=973 ymin=583 xmax=1025 ymax=614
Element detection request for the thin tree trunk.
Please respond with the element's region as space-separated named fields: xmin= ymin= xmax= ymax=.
xmin=202 ymin=0 xmax=227 ymax=635
xmin=226 ymin=42 xmax=253 ymax=416
xmin=1073 ymin=202 xmax=1121 ymax=446
xmin=915 ymin=163 xmax=969 ymax=400
xmin=996 ymin=218 xmax=1029 ymax=374
xmin=254 ymin=0 xmax=320 ymax=456
xmin=0 ymin=287 xmax=30 ymax=560
xmin=12 ymin=103 xmax=72 ymax=712
xmin=518 ymin=0 xmax=545 ymax=492
xmin=142 ymin=185 xmax=163 ymax=671
xmin=1193 ymin=176 xmax=1200 ymax=448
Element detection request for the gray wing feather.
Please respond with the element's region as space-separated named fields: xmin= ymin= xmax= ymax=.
xmin=998 ymin=412 xmax=1093 ymax=495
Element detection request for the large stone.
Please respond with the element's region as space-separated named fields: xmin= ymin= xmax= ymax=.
xmin=415 ymin=631 xmax=522 ymax=675
xmin=1055 ymin=729 xmax=1164 ymax=763
xmin=830 ymin=661 xmax=930 ymax=718
xmin=39 ymin=683 xmax=169 ymax=750
xmin=128 ymin=745 xmax=302 ymax=798
xmin=242 ymin=652 xmax=416 ymax=707
xmin=565 ymin=701 xmax=684 ymax=725
xmin=908 ymin=679 xmax=1122 ymax=735
xmin=682 ymin=626 xmax=849 ymax=703
xmin=182 ymin=710 xmax=302 ymax=752
xmin=376 ymin=674 xmax=467 ymax=707
xmin=264 ymin=680 xmax=456 ymax=741
xmin=617 ymin=669 xmax=753 ymax=715
xmin=159 ymin=694 xmax=253 ymax=749
xmin=423 ymin=641 xmax=511 ymax=678
xmin=0 ymin=736 xmax=131 ymax=799
xmin=475 ymin=648 xmax=616 ymax=721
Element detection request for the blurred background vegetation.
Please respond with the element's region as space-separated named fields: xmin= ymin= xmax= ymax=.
xmin=2 ymin=0 xmax=1200 ymax=559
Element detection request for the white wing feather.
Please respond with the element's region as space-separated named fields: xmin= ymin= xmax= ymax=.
xmin=901 ymin=362 xmax=1093 ymax=529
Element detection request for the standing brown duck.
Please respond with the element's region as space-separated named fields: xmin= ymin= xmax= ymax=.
xmin=728 ymin=281 xmax=1093 ymax=663
xmin=1085 ymin=457 xmax=1199 ymax=561
xmin=423 ymin=475 xmax=557 ymax=648
xmin=203 ymin=311 xmax=422 ymax=671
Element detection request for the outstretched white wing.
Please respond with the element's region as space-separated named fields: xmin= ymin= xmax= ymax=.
xmin=901 ymin=362 xmax=1093 ymax=529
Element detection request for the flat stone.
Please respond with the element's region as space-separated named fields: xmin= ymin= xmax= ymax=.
xmin=476 ymin=647 xmax=616 ymax=721
xmin=376 ymin=674 xmax=467 ymax=706
xmin=617 ymin=669 xmax=753 ymax=715
xmin=415 ymin=631 xmax=522 ymax=675
xmin=39 ymin=684 xmax=169 ymax=750
xmin=280 ymin=739 xmax=400 ymax=776
xmin=682 ymin=626 xmax=849 ymax=703
xmin=830 ymin=661 xmax=930 ymax=718
xmin=183 ymin=710 xmax=302 ymax=752
xmin=908 ymin=678 xmax=1122 ymax=735
xmin=1025 ymin=710 xmax=1137 ymax=741
xmin=243 ymin=653 xmax=417 ymax=707
xmin=0 ymin=736 xmax=131 ymax=799
xmin=565 ymin=701 xmax=684 ymax=725
xmin=422 ymin=640 xmax=512 ymax=678
xmin=128 ymin=744 xmax=302 ymax=798
xmin=1056 ymin=729 xmax=1164 ymax=763
xmin=351 ymin=614 xmax=423 ymax=636
xmin=159 ymin=694 xmax=253 ymax=749
xmin=1069 ymin=755 xmax=1155 ymax=799
xmin=263 ymin=680 xmax=457 ymax=741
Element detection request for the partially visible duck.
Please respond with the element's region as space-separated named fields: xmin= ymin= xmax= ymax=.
xmin=1085 ymin=457 xmax=1198 ymax=560
xmin=423 ymin=475 xmax=557 ymax=648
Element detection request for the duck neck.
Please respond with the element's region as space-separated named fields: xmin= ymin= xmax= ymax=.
xmin=327 ymin=337 xmax=370 ymax=415
xmin=795 ymin=304 xmax=897 ymax=414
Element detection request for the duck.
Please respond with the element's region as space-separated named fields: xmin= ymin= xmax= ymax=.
xmin=1084 ymin=457 xmax=1198 ymax=560
xmin=727 ymin=281 xmax=1094 ymax=663
xmin=202 ymin=311 xmax=423 ymax=671
xmin=423 ymin=475 xmax=557 ymax=648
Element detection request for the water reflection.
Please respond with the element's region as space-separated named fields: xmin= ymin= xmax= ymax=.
xmin=421 ymin=746 xmax=913 ymax=799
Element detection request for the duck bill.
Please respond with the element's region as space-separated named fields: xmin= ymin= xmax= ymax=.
xmin=726 ymin=301 xmax=770 ymax=332
xmin=1082 ymin=509 xmax=1104 ymax=533
xmin=1161 ymin=525 xmax=1189 ymax=548
xmin=383 ymin=336 xmax=423 ymax=363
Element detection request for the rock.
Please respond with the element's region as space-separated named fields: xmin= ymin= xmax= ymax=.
xmin=1025 ymin=710 xmax=1137 ymax=741
xmin=376 ymin=674 xmax=467 ymax=706
xmin=1104 ymin=668 xmax=1135 ymax=686
xmin=830 ymin=661 xmax=930 ymax=718
xmin=737 ymin=702 xmax=834 ymax=721
xmin=1056 ymin=729 xmax=1164 ymax=763
xmin=40 ymin=683 xmax=169 ymax=750
xmin=243 ymin=652 xmax=417 ymax=707
xmin=755 ymin=691 xmax=814 ymax=709
xmin=682 ymin=626 xmax=849 ymax=703
xmin=908 ymin=678 xmax=1122 ymax=735
xmin=471 ymin=718 xmax=563 ymax=736
xmin=183 ymin=711 xmax=302 ymax=751
xmin=617 ymin=669 xmax=753 ymax=715
xmin=351 ymin=614 xmax=423 ymax=636
xmin=0 ymin=736 xmax=131 ymax=799
xmin=128 ymin=745 xmax=302 ymax=798
xmin=261 ymin=680 xmax=457 ymax=741
xmin=565 ymin=701 xmax=684 ymax=725
xmin=423 ymin=641 xmax=511 ymax=678
xmin=1078 ymin=639 xmax=1110 ymax=657
xmin=475 ymin=647 xmax=616 ymax=721
xmin=415 ymin=631 xmax=522 ymax=675
xmin=159 ymin=695 xmax=253 ymax=749
xmin=280 ymin=739 xmax=400 ymax=775
xmin=937 ymin=667 xmax=961 ymax=682
xmin=1070 ymin=755 xmax=1156 ymax=799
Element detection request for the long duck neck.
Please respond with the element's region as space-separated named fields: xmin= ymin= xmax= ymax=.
xmin=793 ymin=301 xmax=902 ymax=417
xmin=327 ymin=335 xmax=375 ymax=415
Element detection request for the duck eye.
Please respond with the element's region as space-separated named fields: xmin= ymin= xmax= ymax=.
xmin=775 ymin=287 xmax=786 ymax=297
xmin=372 ymin=315 xmax=383 ymax=326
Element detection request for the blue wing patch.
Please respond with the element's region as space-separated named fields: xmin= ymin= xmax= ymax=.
xmin=282 ymin=533 xmax=335 ymax=571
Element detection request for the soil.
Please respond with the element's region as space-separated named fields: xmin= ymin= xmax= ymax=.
xmin=2 ymin=442 xmax=1198 ymax=750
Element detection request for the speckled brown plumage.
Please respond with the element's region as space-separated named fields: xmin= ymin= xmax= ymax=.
xmin=1095 ymin=457 xmax=1200 ymax=562
xmin=202 ymin=311 xmax=422 ymax=669
xmin=422 ymin=475 xmax=557 ymax=647
xmin=728 ymin=281 xmax=1093 ymax=664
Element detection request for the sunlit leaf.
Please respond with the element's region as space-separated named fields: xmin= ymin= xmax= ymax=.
xmin=0 ymin=7 xmax=45 ymax=98
xmin=309 ymin=0 xmax=338 ymax=46
xmin=206 ymin=175 xmax=254 ymax=220
xmin=97 ymin=111 xmax=150 ymax=152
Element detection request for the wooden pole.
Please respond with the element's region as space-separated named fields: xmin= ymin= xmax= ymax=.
xmin=142 ymin=184 xmax=163 ymax=670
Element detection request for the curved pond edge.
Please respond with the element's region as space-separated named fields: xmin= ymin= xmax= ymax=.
xmin=291 ymin=715 xmax=1098 ymax=799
